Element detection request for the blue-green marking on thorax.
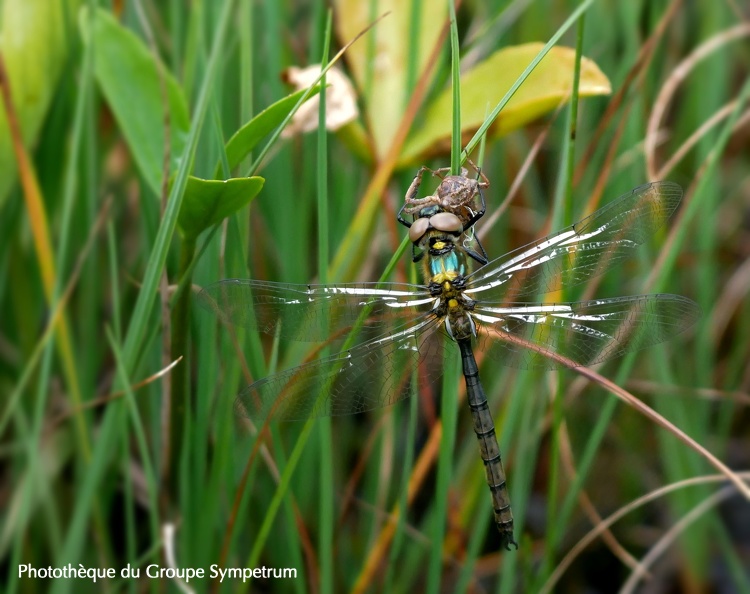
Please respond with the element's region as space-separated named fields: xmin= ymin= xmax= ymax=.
xmin=429 ymin=249 xmax=466 ymax=279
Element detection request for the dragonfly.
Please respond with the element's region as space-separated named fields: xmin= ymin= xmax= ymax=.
xmin=198 ymin=178 xmax=700 ymax=550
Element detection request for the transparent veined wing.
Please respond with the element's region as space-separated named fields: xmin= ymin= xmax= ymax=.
xmin=471 ymin=294 xmax=700 ymax=370
xmin=234 ymin=314 xmax=446 ymax=420
xmin=465 ymin=182 xmax=683 ymax=300
xmin=197 ymin=279 xmax=436 ymax=342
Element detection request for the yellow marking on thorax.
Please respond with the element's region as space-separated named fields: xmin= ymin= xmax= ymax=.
xmin=448 ymin=298 xmax=459 ymax=308
xmin=431 ymin=271 xmax=459 ymax=284
xmin=432 ymin=241 xmax=446 ymax=250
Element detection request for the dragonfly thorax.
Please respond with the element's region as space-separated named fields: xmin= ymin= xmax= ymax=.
xmin=416 ymin=229 xmax=470 ymax=286
xmin=434 ymin=282 xmax=477 ymax=342
xmin=418 ymin=233 xmax=478 ymax=342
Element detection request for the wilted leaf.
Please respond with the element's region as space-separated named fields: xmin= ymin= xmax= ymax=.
xmin=0 ymin=0 xmax=83 ymax=208
xmin=178 ymin=176 xmax=264 ymax=239
xmin=334 ymin=0 xmax=446 ymax=160
xmin=280 ymin=66 xmax=358 ymax=136
xmin=80 ymin=7 xmax=190 ymax=196
xmin=220 ymin=86 xmax=322 ymax=177
xmin=399 ymin=43 xmax=612 ymax=167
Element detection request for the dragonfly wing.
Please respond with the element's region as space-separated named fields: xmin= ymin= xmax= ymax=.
xmin=197 ymin=279 xmax=435 ymax=342
xmin=472 ymin=294 xmax=700 ymax=370
xmin=465 ymin=182 xmax=683 ymax=299
xmin=235 ymin=314 xmax=446 ymax=420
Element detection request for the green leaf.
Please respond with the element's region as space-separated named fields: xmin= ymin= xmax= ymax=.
xmin=79 ymin=7 xmax=190 ymax=196
xmin=0 ymin=0 xmax=84 ymax=208
xmin=178 ymin=176 xmax=265 ymax=239
xmin=219 ymin=86 xmax=322 ymax=177
xmin=398 ymin=43 xmax=612 ymax=167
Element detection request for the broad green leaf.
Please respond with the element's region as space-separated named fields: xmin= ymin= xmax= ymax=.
xmin=0 ymin=0 xmax=83 ymax=208
xmin=178 ymin=176 xmax=264 ymax=240
xmin=333 ymin=0 xmax=446 ymax=160
xmin=218 ymin=86 xmax=321 ymax=177
xmin=80 ymin=7 xmax=190 ymax=197
xmin=399 ymin=43 xmax=612 ymax=167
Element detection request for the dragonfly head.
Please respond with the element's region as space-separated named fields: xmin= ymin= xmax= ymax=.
xmin=408 ymin=211 xmax=464 ymax=244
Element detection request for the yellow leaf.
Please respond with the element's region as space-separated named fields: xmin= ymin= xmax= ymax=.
xmin=399 ymin=43 xmax=611 ymax=167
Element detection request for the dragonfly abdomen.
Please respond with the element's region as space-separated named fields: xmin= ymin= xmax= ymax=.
xmin=458 ymin=338 xmax=518 ymax=551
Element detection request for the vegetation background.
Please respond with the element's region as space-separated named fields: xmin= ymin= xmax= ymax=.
xmin=1 ymin=0 xmax=749 ymax=592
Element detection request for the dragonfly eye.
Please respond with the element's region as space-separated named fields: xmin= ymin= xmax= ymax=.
xmin=409 ymin=217 xmax=430 ymax=243
xmin=429 ymin=212 xmax=463 ymax=235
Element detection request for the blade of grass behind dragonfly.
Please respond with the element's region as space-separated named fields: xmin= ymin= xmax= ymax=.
xmin=449 ymin=0 xmax=461 ymax=176
xmin=498 ymin=371 xmax=549 ymax=594
xmin=383 ymin=371 xmax=420 ymax=591
xmin=106 ymin=327 xmax=160 ymax=539
xmin=454 ymin=479 xmax=493 ymax=594
xmin=424 ymin=113 xmax=490 ymax=588
xmin=543 ymin=13 xmax=585 ymax=574
xmin=426 ymin=6 xmax=460 ymax=592
xmin=426 ymin=349 xmax=461 ymax=594
xmin=383 ymin=2 xmax=424 ymax=588
xmin=193 ymin=252 xmax=227 ymax=572
xmin=193 ymin=225 xmax=270 ymax=569
xmin=316 ymin=11 xmax=334 ymax=594
xmin=451 ymin=131 xmax=506 ymax=591
xmin=179 ymin=9 xmax=228 ymax=569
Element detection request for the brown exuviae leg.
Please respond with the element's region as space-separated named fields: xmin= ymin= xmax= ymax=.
xmin=399 ymin=167 xmax=434 ymax=222
xmin=464 ymin=158 xmax=490 ymax=189
xmin=405 ymin=166 xmax=431 ymax=201
xmin=402 ymin=166 xmax=444 ymax=215
xmin=430 ymin=166 xmax=451 ymax=180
